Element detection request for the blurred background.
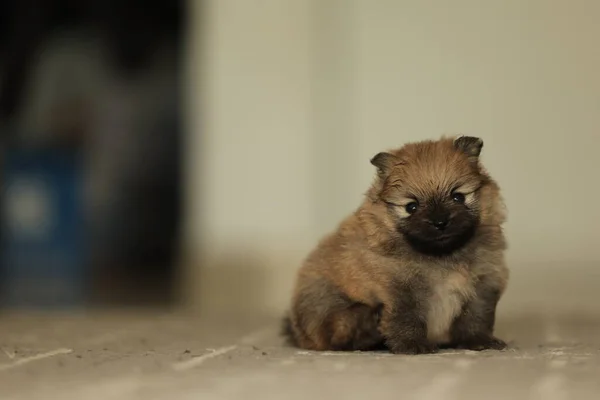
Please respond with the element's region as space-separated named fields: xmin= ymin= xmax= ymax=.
xmin=1 ymin=0 xmax=600 ymax=320
xmin=0 ymin=0 xmax=182 ymax=308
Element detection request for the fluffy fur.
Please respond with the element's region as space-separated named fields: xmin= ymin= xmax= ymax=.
xmin=283 ymin=136 xmax=508 ymax=354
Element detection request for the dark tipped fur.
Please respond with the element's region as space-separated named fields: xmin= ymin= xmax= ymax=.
xmin=283 ymin=136 xmax=508 ymax=354
xmin=281 ymin=315 xmax=297 ymax=346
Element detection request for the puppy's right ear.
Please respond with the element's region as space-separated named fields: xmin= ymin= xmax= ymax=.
xmin=370 ymin=152 xmax=397 ymax=176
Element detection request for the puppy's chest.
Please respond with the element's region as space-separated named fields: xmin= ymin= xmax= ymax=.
xmin=426 ymin=269 xmax=476 ymax=344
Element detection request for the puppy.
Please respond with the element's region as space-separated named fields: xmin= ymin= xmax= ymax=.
xmin=282 ymin=136 xmax=508 ymax=354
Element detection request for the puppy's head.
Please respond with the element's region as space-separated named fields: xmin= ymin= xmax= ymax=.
xmin=370 ymin=136 xmax=496 ymax=256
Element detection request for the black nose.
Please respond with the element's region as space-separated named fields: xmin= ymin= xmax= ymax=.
xmin=432 ymin=218 xmax=449 ymax=230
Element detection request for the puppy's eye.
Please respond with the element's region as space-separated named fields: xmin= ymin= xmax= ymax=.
xmin=452 ymin=192 xmax=466 ymax=203
xmin=405 ymin=202 xmax=419 ymax=214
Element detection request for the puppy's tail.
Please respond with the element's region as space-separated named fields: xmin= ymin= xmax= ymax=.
xmin=280 ymin=313 xmax=298 ymax=347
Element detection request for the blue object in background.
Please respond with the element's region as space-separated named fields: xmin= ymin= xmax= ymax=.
xmin=0 ymin=147 xmax=87 ymax=308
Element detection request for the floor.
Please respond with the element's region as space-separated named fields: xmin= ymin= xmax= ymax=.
xmin=0 ymin=311 xmax=599 ymax=400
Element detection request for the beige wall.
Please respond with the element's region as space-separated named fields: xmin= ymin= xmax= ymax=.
xmin=186 ymin=0 xmax=600 ymax=318
xmin=184 ymin=0 xmax=316 ymax=316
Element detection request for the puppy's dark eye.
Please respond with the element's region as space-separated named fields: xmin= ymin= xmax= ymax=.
xmin=452 ymin=193 xmax=466 ymax=203
xmin=405 ymin=202 xmax=418 ymax=214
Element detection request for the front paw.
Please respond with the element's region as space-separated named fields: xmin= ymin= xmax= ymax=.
xmin=457 ymin=336 xmax=507 ymax=351
xmin=388 ymin=339 xmax=438 ymax=355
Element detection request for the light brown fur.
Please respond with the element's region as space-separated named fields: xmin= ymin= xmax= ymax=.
xmin=284 ymin=136 xmax=508 ymax=354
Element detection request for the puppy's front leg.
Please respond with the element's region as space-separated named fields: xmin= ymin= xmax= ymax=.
xmin=449 ymin=281 xmax=507 ymax=351
xmin=380 ymin=281 xmax=436 ymax=355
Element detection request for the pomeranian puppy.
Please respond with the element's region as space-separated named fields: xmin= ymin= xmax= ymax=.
xmin=283 ymin=136 xmax=508 ymax=354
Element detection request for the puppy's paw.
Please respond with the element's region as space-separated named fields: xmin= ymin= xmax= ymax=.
xmin=388 ymin=339 xmax=437 ymax=355
xmin=458 ymin=336 xmax=507 ymax=351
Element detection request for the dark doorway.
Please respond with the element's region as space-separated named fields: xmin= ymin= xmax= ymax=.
xmin=0 ymin=0 xmax=185 ymax=308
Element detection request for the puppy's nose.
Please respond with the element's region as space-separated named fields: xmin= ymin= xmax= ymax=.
xmin=431 ymin=218 xmax=449 ymax=230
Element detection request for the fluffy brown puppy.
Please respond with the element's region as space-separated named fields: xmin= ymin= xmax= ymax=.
xmin=283 ymin=136 xmax=508 ymax=354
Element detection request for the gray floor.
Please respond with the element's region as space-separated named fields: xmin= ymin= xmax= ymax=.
xmin=0 ymin=312 xmax=599 ymax=400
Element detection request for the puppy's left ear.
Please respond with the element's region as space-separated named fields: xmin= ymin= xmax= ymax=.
xmin=454 ymin=136 xmax=483 ymax=161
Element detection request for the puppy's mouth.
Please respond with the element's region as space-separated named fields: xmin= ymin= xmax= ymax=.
xmin=432 ymin=234 xmax=453 ymax=241
xmin=402 ymin=228 xmax=476 ymax=256
xmin=424 ymin=233 xmax=459 ymax=246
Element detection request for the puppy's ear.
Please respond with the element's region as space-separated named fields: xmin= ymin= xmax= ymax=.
xmin=454 ymin=136 xmax=483 ymax=161
xmin=370 ymin=152 xmax=397 ymax=176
